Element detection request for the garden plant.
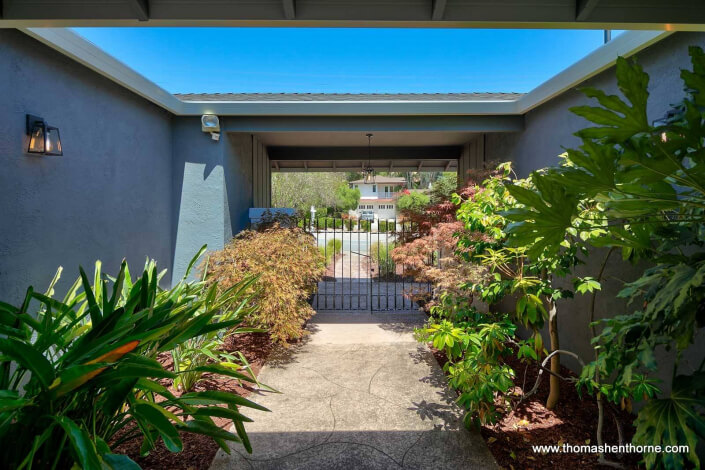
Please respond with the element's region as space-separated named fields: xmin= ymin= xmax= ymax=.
xmin=503 ymin=47 xmax=705 ymax=469
xmin=401 ymin=45 xmax=705 ymax=469
xmin=0 ymin=246 xmax=266 ymax=469
xmin=204 ymin=225 xmax=326 ymax=344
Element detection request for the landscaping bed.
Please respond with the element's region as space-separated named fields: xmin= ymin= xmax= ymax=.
xmin=115 ymin=332 xmax=275 ymax=470
xmin=430 ymin=347 xmax=641 ymax=470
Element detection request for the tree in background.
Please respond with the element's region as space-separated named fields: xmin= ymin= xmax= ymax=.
xmin=397 ymin=191 xmax=430 ymax=215
xmin=334 ymin=184 xmax=360 ymax=212
xmin=271 ymin=172 xmax=346 ymax=210
xmin=429 ymin=172 xmax=458 ymax=204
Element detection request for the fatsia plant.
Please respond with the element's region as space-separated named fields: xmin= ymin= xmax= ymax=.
xmin=504 ymin=47 xmax=705 ymax=469
xmin=0 ymin=246 xmax=266 ymax=469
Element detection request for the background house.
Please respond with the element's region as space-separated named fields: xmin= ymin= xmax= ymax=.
xmin=348 ymin=176 xmax=406 ymax=220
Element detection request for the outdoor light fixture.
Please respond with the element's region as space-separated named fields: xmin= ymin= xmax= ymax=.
xmin=362 ymin=133 xmax=375 ymax=184
xmin=201 ymin=114 xmax=221 ymax=141
xmin=652 ymin=108 xmax=680 ymax=143
xmin=26 ymin=114 xmax=62 ymax=156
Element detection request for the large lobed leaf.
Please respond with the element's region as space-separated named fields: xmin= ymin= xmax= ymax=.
xmin=633 ymin=373 xmax=705 ymax=469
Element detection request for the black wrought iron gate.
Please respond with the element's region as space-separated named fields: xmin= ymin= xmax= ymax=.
xmin=305 ymin=217 xmax=430 ymax=312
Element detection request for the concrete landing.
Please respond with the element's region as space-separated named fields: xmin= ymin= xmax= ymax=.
xmin=210 ymin=313 xmax=497 ymax=470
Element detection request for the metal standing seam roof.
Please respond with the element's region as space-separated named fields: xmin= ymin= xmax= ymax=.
xmin=174 ymin=93 xmax=524 ymax=102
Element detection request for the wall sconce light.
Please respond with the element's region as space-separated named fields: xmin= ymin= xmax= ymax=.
xmin=201 ymin=114 xmax=221 ymax=141
xmin=26 ymin=114 xmax=62 ymax=156
xmin=652 ymin=108 xmax=680 ymax=143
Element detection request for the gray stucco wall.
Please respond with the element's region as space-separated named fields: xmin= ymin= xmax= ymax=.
xmin=170 ymin=127 xmax=262 ymax=283
xmin=171 ymin=117 xmax=228 ymax=283
xmin=224 ymin=132 xmax=256 ymax=238
xmin=485 ymin=32 xmax=705 ymax=383
xmin=0 ymin=30 xmax=265 ymax=295
xmin=486 ymin=32 xmax=705 ymax=175
xmin=0 ymin=29 xmax=173 ymax=304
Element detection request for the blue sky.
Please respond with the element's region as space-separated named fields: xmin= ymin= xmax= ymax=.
xmin=74 ymin=28 xmax=614 ymax=94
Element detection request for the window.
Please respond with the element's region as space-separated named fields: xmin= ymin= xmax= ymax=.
xmin=372 ymin=185 xmax=377 ymax=192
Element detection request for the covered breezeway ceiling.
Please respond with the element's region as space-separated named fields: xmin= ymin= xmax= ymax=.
xmin=267 ymin=143 xmax=463 ymax=172
xmin=223 ymin=115 xmax=515 ymax=172
xmin=1 ymin=0 xmax=704 ymax=30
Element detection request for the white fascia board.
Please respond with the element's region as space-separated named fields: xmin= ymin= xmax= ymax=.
xmin=517 ymin=30 xmax=673 ymax=113
xmin=19 ymin=28 xmax=671 ymax=117
xmin=21 ymin=27 xmax=185 ymax=114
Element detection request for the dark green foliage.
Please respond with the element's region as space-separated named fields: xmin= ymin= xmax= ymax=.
xmin=503 ymin=46 xmax=705 ymax=469
xmin=311 ymin=217 xmax=370 ymax=231
xmin=0 ymin=247 xmax=265 ymax=469
xmin=430 ymin=172 xmax=459 ymax=204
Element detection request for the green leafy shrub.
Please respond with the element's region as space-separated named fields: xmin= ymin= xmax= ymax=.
xmin=502 ymin=47 xmax=705 ymax=469
xmin=319 ymin=238 xmax=343 ymax=265
xmin=205 ymin=226 xmax=326 ymax=344
xmin=334 ymin=184 xmax=361 ymax=212
xmin=171 ymin=272 xmax=262 ymax=392
xmin=416 ymin=297 xmax=516 ymax=426
xmin=377 ymin=220 xmax=396 ymax=232
xmin=455 ymin=162 xmax=590 ymax=410
xmin=397 ymin=191 xmax=430 ymax=215
xmin=0 ymin=247 xmax=266 ymax=469
xmin=429 ymin=172 xmax=459 ymax=204
xmin=371 ymin=241 xmax=396 ymax=279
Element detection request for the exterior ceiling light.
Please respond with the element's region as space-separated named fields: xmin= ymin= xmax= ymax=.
xmin=26 ymin=114 xmax=62 ymax=156
xmin=362 ymin=133 xmax=375 ymax=184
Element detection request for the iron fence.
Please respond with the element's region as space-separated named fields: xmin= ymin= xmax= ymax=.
xmin=300 ymin=216 xmax=432 ymax=312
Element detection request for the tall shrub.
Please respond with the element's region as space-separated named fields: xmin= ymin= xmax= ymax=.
xmin=454 ymin=163 xmax=598 ymax=410
xmin=205 ymin=226 xmax=326 ymax=344
xmin=503 ymin=47 xmax=705 ymax=469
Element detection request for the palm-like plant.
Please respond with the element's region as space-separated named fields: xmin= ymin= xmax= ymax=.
xmin=0 ymin=246 xmax=266 ymax=469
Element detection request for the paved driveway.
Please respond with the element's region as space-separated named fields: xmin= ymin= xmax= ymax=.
xmin=211 ymin=313 xmax=497 ymax=470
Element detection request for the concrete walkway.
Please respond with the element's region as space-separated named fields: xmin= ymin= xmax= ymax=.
xmin=211 ymin=313 xmax=497 ymax=470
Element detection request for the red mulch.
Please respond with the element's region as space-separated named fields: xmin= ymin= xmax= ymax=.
xmin=430 ymin=347 xmax=642 ymax=470
xmin=113 ymin=332 xmax=274 ymax=470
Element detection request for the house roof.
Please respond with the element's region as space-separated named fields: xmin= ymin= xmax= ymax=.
xmin=175 ymin=93 xmax=523 ymax=102
xmin=350 ymin=176 xmax=407 ymax=184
